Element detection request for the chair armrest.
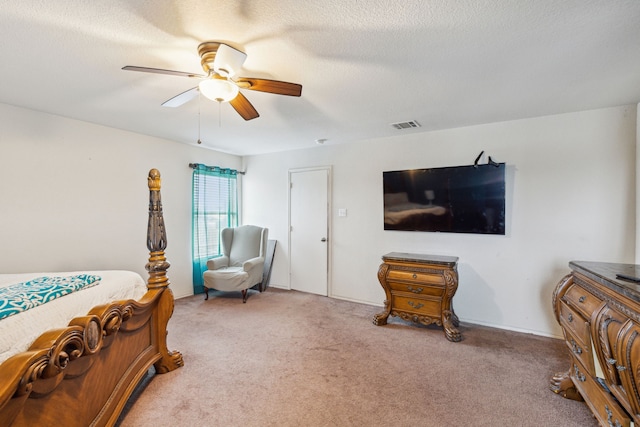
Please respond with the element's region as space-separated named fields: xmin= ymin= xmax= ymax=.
xmin=207 ymin=255 xmax=229 ymax=270
xmin=243 ymin=257 xmax=265 ymax=272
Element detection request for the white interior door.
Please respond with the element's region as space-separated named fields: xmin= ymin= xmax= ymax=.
xmin=289 ymin=168 xmax=329 ymax=296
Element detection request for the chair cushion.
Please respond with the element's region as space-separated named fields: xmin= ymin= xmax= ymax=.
xmin=203 ymin=267 xmax=249 ymax=292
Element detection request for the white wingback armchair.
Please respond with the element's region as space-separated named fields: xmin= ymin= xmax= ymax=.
xmin=203 ymin=225 xmax=268 ymax=303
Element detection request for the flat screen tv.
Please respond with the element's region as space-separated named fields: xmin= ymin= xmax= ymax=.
xmin=383 ymin=163 xmax=506 ymax=234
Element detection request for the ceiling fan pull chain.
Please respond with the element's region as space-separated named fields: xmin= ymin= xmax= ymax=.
xmin=197 ymin=92 xmax=202 ymax=144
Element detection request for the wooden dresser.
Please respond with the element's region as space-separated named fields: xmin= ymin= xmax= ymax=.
xmin=551 ymin=261 xmax=640 ymax=427
xmin=373 ymin=252 xmax=461 ymax=342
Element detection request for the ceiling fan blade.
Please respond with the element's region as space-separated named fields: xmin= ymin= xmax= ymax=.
xmin=234 ymin=78 xmax=302 ymax=97
xmin=162 ymin=87 xmax=199 ymax=107
xmin=229 ymin=92 xmax=260 ymax=120
xmin=122 ymin=66 xmax=205 ymax=79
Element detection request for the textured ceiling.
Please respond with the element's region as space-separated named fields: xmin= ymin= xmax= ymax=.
xmin=1 ymin=0 xmax=639 ymax=155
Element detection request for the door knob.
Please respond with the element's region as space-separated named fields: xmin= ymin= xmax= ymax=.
xmin=321 ymin=238 xmax=327 ymax=242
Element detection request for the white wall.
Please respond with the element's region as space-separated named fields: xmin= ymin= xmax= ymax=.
xmin=1 ymin=102 xmax=636 ymax=338
xmin=242 ymin=105 xmax=637 ymax=338
xmin=0 ymin=103 xmax=241 ymax=299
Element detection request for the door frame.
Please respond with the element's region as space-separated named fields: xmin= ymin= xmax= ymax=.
xmin=287 ymin=166 xmax=332 ymax=296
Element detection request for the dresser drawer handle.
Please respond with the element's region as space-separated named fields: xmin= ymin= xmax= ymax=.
xmin=567 ymin=313 xmax=573 ymax=322
xmin=578 ymin=296 xmax=586 ymax=303
xmin=570 ymin=339 xmax=582 ymax=355
xmin=407 ymin=301 xmax=424 ymax=310
xmin=412 ymin=273 xmax=417 ymax=279
xmin=407 ymin=286 xmax=424 ymax=294
xmin=606 ymin=359 xmax=627 ymax=372
xmin=573 ymin=364 xmax=586 ymax=382
xmin=605 ymin=405 xmax=623 ymax=427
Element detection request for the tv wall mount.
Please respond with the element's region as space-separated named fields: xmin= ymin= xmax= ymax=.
xmin=474 ymin=151 xmax=500 ymax=168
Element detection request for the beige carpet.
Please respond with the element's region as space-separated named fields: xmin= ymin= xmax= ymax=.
xmin=118 ymin=288 xmax=597 ymax=427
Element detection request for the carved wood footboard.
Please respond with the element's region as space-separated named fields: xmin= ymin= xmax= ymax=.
xmin=0 ymin=169 xmax=183 ymax=427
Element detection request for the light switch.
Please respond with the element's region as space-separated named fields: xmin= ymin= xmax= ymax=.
xmin=338 ymin=208 xmax=347 ymax=217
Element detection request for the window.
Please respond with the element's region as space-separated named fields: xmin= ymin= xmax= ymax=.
xmin=191 ymin=164 xmax=238 ymax=293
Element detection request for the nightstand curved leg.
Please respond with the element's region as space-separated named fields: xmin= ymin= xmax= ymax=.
xmin=373 ymin=300 xmax=390 ymax=326
xmin=443 ymin=310 xmax=461 ymax=342
xmin=450 ymin=307 xmax=460 ymax=327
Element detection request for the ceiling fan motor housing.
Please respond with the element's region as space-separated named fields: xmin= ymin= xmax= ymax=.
xmin=198 ymin=42 xmax=247 ymax=78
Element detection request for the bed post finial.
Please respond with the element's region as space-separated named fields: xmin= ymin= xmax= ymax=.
xmin=146 ymin=168 xmax=169 ymax=289
xmin=148 ymin=168 xmax=162 ymax=191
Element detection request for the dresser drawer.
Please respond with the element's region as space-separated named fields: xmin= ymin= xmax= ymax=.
xmin=391 ymin=295 xmax=441 ymax=318
xmin=387 ymin=281 xmax=445 ymax=297
xmin=572 ymin=362 xmax=631 ymax=427
xmin=563 ymin=325 xmax=594 ymax=375
xmin=387 ymin=269 xmax=444 ymax=285
xmin=559 ymin=300 xmax=590 ymax=347
xmin=563 ymin=283 xmax=602 ymax=320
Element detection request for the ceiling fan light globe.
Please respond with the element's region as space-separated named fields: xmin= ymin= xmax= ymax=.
xmin=199 ymin=79 xmax=239 ymax=103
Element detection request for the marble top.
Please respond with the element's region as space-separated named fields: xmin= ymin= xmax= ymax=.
xmin=382 ymin=252 xmax=458 ymax=266
xmin=570 ymin=260 xmax=640 ymax=303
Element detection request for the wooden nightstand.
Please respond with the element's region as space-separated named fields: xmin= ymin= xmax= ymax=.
xmin=373 ymin=252 xmax=461 ymax=342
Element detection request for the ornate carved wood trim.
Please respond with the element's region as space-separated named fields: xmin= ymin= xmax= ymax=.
xmin=625 ymin=330 xmax=640 ymax=411
xmin=391 ymin=310 xmax=441 ymax=326
xmin=552 ymin=274 xmax=573 ymax=323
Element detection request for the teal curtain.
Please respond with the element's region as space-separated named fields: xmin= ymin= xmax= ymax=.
xmin=191 ymin=164 xmax=238 ymax=294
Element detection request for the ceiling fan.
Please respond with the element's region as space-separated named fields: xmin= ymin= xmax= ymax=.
xmin=123 ymin=41 xmax=302 ymax=121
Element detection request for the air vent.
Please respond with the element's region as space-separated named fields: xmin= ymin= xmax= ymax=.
xmin=391 ymin=120 xmax=421 ymax=130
